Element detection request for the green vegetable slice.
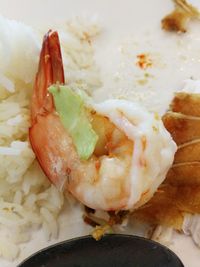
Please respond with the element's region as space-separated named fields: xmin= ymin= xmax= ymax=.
xmin=49 ymin=85 xmax=98 ymax=160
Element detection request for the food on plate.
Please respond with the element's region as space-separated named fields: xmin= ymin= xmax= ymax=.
xmin=1 ymin=8 xmax=200 ymax=264
xmin=134 ymin=80 xmax=200 ymax=234
xmin=0 ymin=15 xmax=101 ymax=261
xmin=29 ymin=30 xmax=176 ymax=212
xmin=0 ymin=16 xmax=66 ymax=261
xmin=162 ymin=0 xmax=200 ymax=32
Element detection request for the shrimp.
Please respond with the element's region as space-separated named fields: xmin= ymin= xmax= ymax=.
xmin=29 ymin=30 xmax=176 ymax=211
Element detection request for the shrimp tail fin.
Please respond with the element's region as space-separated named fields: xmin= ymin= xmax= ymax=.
xmin=31 ymin=30 xmax=65 ymax=123
xmin=29 ymin=30 xmax=68 ymax=189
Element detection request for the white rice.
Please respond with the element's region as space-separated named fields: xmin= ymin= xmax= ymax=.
xmin=0 ymin=15 xmax=101 ymax=260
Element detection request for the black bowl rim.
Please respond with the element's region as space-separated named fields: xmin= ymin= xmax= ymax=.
xmin=17 ymin=233 xmax=184 ymax=267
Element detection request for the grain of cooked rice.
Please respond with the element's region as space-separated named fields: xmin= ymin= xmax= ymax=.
xmin=0 ymin=15 xmax=101 ymax=261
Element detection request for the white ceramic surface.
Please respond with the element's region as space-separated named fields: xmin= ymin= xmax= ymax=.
xmin=0 ymin=0 xmax=200 ymax=266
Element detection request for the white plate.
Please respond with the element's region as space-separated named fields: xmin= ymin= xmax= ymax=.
xmin=1 ymin=0 xmax=200 ymax=267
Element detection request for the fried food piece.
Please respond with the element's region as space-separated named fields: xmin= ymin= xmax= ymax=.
xmin=162 ymin=0 xmax=200 ymax=33
xmin=163 ymin=112 xmax=200 ymax=145
xmin=171 ymin=93 xmax=200 ymax=117
xmin=175 ymin=140 xmax=200 ymax=163
xmin=134 ymin=184 xmax=200 ymax=229
xmin=133 ymin=91 xmax=200 ymax=229
xmin=162 ymin=8 xmax=190 ymax=33
xmin=133 ymin=185 xmax=184 ymax=229
xmin=166 ymin=162 xmax=200 ymax=185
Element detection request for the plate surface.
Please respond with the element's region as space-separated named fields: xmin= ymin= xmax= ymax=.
xmin=0 ymin=1 xmax=200 ymax=267
xmin=18 ymin=235 xmax=184 ymax=267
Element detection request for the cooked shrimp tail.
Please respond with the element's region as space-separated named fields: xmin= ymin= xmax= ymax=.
xmin=31 ymin=30 xmax=65 ymax=122
xmin=29 ymin=30 xmax=68 ymax=188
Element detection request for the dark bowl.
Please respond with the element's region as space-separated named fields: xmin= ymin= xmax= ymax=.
xmin=18 ymin=234 xmax=184 ymax=267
